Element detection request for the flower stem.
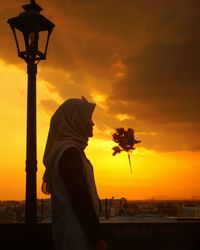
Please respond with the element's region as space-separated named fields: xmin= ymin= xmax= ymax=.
xmin=128 ymin=153 xmax=132 ymax=173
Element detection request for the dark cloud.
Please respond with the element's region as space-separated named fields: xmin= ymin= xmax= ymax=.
xmin=189 ymin=146 xmax=200 ymax=152
xmin=1 ymin=0 xmax=200 ymax=152
xmin=111 ymin=39 xmax=200 ymax=124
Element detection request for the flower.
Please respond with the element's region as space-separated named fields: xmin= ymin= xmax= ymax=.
xmin=112 ymin=127 xmax=141 ymax=173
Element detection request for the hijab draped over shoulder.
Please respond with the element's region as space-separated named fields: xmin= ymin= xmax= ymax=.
xmin=42 ymin=96 xmax=96 ymax=195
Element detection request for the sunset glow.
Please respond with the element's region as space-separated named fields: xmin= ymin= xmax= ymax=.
xmin=0 ymin=0 xmax=200 ymax=201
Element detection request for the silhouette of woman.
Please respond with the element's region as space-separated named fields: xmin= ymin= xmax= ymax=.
xmin=41 ymin=97 xmax=107 ymax=250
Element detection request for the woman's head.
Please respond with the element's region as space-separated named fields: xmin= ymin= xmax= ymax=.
xmin=51 ymin=97 xmax=96 ymax=140
xmin=44 ymin=96 xmax=96 ymax=163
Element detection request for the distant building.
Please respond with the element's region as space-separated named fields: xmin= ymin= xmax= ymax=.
xmin=178 ymin=205 xmax=200 ymax=217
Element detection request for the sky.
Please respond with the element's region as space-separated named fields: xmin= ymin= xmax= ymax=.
xmin=0 ymin=0 xmax=200 ymax=201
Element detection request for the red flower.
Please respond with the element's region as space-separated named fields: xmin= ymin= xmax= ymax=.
xmin=112 ymin=127 xmax=141 ymax=173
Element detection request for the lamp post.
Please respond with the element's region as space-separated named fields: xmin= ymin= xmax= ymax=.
xmin=7 ymin=0 xmax=55 ymax=224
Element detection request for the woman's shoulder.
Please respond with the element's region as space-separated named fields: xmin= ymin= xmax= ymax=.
xmin=60 ymin=146 xmax=82 ymax=164
xmin=58 ymin=146 xmax=83 ymax=174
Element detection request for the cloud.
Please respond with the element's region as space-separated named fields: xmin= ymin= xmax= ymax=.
xmin=111 ymin=39 xmax=200 ymax=124
xmin=189 ymin=145 xmax=200 ymax=152
xmin=1 ymin=0 xmax=200 ymax=152
xmin=39 ymin=99 xmax=59 ymax=115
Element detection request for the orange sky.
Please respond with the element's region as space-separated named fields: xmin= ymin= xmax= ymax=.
xmin=0 ymin=0 xmax=200 ymax=200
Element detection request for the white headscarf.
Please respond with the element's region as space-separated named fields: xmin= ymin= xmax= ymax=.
xmin=42 ymin=96 xmax=96 ymax=195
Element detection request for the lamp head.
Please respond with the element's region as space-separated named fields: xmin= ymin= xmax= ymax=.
xmin=7 ymin=0 xmax=55 ymax=62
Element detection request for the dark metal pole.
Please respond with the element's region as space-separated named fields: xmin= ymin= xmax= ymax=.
xmin=25 ymin=61 xmax=37 ymax=224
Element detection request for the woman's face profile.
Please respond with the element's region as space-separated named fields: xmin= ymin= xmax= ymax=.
xmin=86 ymin=119 xmax=95 ymax=137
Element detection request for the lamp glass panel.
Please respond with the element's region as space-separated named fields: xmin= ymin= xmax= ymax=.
xmin=29 ymin=32 xmax=39 ymax=50
xmin=15 ymin=29 xmax=26 ymax=52
xmin=38 ymin=30 xmax=48 ymax=54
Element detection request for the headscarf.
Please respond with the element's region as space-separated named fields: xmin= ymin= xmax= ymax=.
xmin=42 ymin=96 xmax=96 ymax=195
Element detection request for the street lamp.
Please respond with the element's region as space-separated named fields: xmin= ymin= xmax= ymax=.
xmin=7 ymin=0 xmax=55 ymax=224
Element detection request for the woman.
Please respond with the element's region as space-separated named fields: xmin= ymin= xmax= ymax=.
xmin=41 ymin=97 xmax=107 ymax=250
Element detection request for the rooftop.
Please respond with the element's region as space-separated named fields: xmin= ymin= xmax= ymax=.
xmin=1 ymin=220 xmax=200 ymax=250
